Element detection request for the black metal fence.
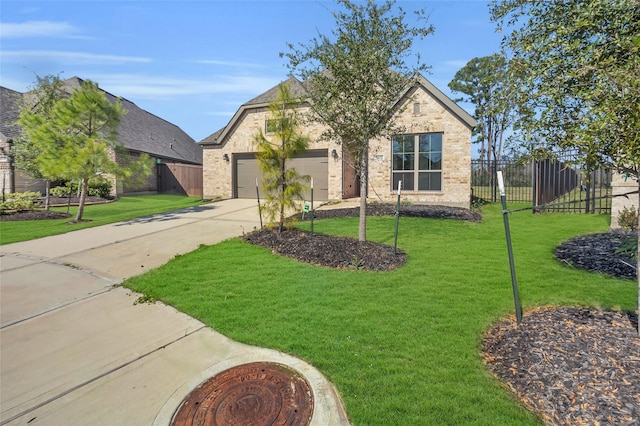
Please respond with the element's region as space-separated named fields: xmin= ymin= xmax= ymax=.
xmin=472 ymin=156 xmax=612 ymax=213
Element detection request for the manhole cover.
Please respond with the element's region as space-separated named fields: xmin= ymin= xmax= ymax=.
xmin=170 ymin=362 xmax=314 ymax=426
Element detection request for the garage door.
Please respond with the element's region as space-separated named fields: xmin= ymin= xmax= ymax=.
xmin=234 ymin=150 xmax=328 ymax=201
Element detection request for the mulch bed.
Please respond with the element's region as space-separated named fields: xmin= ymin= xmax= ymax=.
xmin=296 ymin=203 xmax=482 ymax=222
xmin=555 ymin=230 xmax=637 ymax=279
xmin=244 ymin=228 xmax=406 ymax=271
xmin=245 ymin=204 xmax=480 ymax=271
xmin=483 ymin=307 xmax=640 ymax=425
xmin=0 ymin=210 xmax=72 ymax=222
xmin=0 ymin=196 xmax=111 ymax=222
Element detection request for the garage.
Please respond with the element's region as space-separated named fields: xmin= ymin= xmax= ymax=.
xmin=234 ymin=149 xmax=328 ymax=201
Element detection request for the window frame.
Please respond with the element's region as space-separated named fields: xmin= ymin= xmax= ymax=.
xmin=391 ymin=132 xmax=443 ymax=192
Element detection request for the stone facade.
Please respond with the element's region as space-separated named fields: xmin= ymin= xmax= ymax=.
xmin=202 ymin=75 xmax=475 ymax=208
xmin=610 ymin=172 xmax=639 ymax=229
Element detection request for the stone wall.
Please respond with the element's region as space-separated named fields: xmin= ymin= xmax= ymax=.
xmin=368 ymin=86 xmax=471 ymax=208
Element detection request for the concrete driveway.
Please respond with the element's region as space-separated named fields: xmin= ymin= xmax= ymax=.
xmin=0 ymin=198 xmax=349 ymax=425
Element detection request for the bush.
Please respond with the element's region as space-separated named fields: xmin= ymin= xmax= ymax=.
xmin=50 ymin=186 xmax=71 ymax=198
xmin=88 ymin=179 xmax=112 ymax=198
xmin=618 ymin=206 xmax=638 ymax=231
xmin=0 ymin=191 xmax=42 ymax=212
xmin=50 ymin=179 xmax=113 ymax=199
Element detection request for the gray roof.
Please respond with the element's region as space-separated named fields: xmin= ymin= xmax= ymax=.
xmin=0 ymin=78 xmax=202 ymax=164
xmin=199 ymin=77 xmax=306 ymax=146
xmin=199 ymin=72 xmax=477 ymax=147
xmin=63 ymin=77 xmax=202 ymax=164
xmin=0 ymin=86 xmax=23 ymax=142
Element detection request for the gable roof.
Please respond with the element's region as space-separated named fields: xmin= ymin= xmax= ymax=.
xmin=409 ymin=73 xmax=477 ymax=129
xmin=0 ymin=86 xmax=23 ymax=142
xmin=199 ymin=72 xmax=476 ymax=147
xmin=199 ymin=76 xmax=305 ymax=146
xmin=62 ymin=77 xmax=202 ymax=164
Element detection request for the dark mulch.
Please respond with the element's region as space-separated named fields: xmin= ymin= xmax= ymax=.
xmin=555 ymin=230 xmax=637 ymax=279
xmin=245 ymin=204 xmax=480 ymax=271
xmin=0 ymin=210 xmax=72 ymax=222
xmin=297 ymin=203 xmax=482 ymax=222
xmin=0 ymin=196 xmax=111 ymax=222
xmin=244 ymin=228 xmax=406 ymax=271
xmin=483 ymin=307 xmax=640 ymax=426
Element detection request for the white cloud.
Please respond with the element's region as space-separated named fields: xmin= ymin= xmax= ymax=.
xmin=194 ymin=59 xmax=266 ymax=69
xmin=0 ymin=50 xmax=152 ymax=65
xmin=443 ymin=60 xmax=469 ymax=69
xmin=0 ymin=21 xmax=79 ymax=38
xmin=93 ymin=73 xmax=282 ymax=100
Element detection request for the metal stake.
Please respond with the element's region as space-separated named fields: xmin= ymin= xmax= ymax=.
xmin=310 ymin=177 xmax=314 ymax=236
xmin=498 ymin=171 xmax=523 ymax=324
xmin=256 ymin=178 xmax=263 ymax=229
xmin=394 ymin=180 xmax=402 ymax=255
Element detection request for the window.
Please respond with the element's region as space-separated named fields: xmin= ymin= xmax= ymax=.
xmin=265 ymin=118 xmax=291 ymax=134
xmin=413 ymin=102 xmax=420 ymax=115
xmin=392 ymin=133 xmax=442 ymax=191
xmin=265 ymin=119 xmax=277 ymax=134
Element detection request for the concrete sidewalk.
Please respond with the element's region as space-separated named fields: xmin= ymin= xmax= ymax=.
xmin=0 ymin=198 xmax=349 ymax=425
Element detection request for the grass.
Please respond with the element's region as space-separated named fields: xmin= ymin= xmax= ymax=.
xmin=124 ymin=204 xmax=636 ymax=425
xmin=0 ymin=194 xmax=205 ymax=245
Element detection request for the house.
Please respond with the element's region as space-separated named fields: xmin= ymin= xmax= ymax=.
xmin=200 ymin=73 xmax=477 ymax=208
xmin=0 ymin=77 xmax=203 ymax=197
xmin=1 ymin=86 xmax=46 ymax=195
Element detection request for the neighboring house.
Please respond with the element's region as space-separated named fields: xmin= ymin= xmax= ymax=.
xmin=200 ymin=73 xmax=477 ymax=208
xmin=0 ymin=77 xmax=203 ymax=197
xmin=1 ymin=86 xmax=46 ymax=195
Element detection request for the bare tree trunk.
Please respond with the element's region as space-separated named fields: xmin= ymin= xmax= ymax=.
xmin=75 ymin=177 xmax=89 ymax=222
xmin=358 ymin=146 xmax=368 ymax=242
xmin=637 ymin=181 xmax=639 ymax=335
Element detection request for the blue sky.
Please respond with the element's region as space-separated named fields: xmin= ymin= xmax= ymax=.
xmin=1 ymin=1 xmax=503 ymax=142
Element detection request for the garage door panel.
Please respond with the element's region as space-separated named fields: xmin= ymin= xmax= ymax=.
xmin=235 ymin=150 xmax=328 ymax=201
xmin=235 ymin=158 xmax=261 ymax=199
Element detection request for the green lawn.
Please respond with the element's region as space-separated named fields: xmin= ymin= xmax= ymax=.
xmin=0 ymin=194 xmax=205 ymax=245
xmin=124 ymin=204 xmax=635 ymax=425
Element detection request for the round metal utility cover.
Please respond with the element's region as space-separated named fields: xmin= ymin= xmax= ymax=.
xmin=170 ymin=362 xmax=314 ymax=426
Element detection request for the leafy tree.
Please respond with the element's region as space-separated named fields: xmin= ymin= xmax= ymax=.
xmin=448 ymin=54 xmax=513 ymax=164
xmin=491 ymin=0 xmax=640 ymax=332
xmin=282 ymin=0 xmax=433 ymax=241
xmin=20 ymin=79 xmax=151 ymax=222
xmin=14 ymin=74 xmax=67 ymax=209
xmin=253 ymin=84 xmax=309 ymax=232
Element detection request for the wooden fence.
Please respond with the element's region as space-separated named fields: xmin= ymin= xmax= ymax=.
xmin=158 ymin=163 xmax=202 ymax=197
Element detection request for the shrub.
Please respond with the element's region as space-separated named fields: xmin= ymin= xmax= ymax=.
xmin=0 ymin=191 xmax=42 ymax=213
xmin=88 ymin=179 xmax=112 ymax=198
xmin=50 ymin=186 xmax=71 ymax=198
xmin=50 ymin=179 xmax=112 ymax=199
xmin=618 ymin=206 xmax=638 ymax=231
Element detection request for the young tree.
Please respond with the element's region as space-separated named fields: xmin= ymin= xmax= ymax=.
xmin=448 ymin=54 xmax=513 ymax=164
xmin=14 ymin=74 xmax=67 ymax=209
xmin=491 ymin=0 xmax=640 ymax=332
xmin=21 ymin=79 xmax=151 ymax=222
xmin=253 ymin=84 xmax=309 ymax=232
xmin=282 ymin=0 xmax=433 ymax=241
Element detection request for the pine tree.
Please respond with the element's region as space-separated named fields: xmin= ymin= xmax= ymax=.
xmin=253 ymin=84 xmax=309 ymax=232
